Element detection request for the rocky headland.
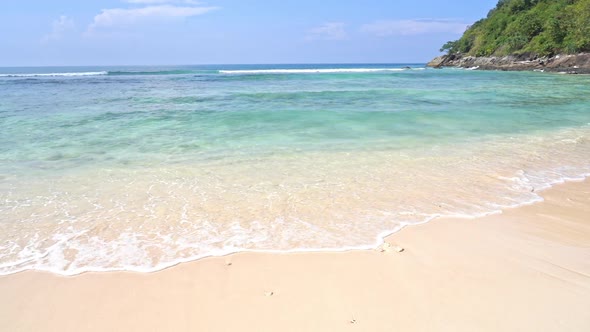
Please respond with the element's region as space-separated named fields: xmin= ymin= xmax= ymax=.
xmin=427 ymin=53 xmax=590 ymax=74
xmin=428 ymin=53 xmax=590 ymax=74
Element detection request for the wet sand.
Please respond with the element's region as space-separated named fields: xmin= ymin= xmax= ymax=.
xmin=1 ymin=180 xmax=589 ymax=332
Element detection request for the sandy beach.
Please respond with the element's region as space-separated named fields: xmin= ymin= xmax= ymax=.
xmin=1 ymin=179 xmax=589 ymax=332
xmin=3 ymin=0 xmax=590 ymax=331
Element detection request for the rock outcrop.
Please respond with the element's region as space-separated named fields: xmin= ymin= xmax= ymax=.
xmin=427 ymin=53 xmax=590 ymax=74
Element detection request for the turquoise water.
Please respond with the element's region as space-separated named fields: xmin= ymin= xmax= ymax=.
xmin=1 ymin=64 xmax=589 ymax=275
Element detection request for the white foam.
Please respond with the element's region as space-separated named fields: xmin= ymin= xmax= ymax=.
xmin=1 ymin=171 xmax=587 ymax=277
xmin=219 ymin=68 xmax=416 ymax=74
xmin=0 ymin=71 xmax=108 ymax=78
xmin=1 ymin=126 xmax=589 ymax=276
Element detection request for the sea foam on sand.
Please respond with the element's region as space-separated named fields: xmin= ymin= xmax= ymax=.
xmin=0 ymin=180 xmax=589 ymax=332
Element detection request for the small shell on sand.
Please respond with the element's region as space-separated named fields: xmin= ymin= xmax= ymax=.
xmin=378 ymin=243 xmax=404 ymax=253
xmin=264 ymin=291 xmax=274 ymax=297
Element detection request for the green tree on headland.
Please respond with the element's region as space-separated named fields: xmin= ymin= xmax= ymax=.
xmin=442 ymin=0 xmax=590 ymax=56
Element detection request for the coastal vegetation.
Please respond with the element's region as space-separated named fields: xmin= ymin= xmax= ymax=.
xmin=441 ymin=0 xmax=590 ymax=56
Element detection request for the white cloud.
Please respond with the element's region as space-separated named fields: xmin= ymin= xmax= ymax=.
xmin=42 ymin=15 xmax=75 ymax=43
xmin=89 ymin=5 xmax=218 ymax=30
xmin=306 ymin=22 xmax=347 ymax=41
xmin=361 ymin=19 xmax=469 ymax=36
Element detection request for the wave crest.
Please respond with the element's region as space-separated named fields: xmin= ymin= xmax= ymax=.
xmin=0 ymin=71 xmax=108 ymax=78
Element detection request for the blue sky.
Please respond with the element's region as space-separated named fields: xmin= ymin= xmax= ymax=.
xmin=0 ymin=0 xmax=498 ymax=66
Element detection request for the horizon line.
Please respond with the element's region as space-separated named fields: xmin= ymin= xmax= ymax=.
xmin=0 ymin=61 xmax=430 ymax=68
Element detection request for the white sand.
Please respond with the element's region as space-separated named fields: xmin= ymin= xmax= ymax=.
xmin=1 ymin=180 xmax=589 ymax=332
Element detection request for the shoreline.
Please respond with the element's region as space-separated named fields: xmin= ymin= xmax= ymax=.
xmin=2 ymin=172 xmax=587 ymax=277
xmin=1 ymin=179 xmax=589 ymax=331
xmin=427 ymin=53 xmax=590 ymax=74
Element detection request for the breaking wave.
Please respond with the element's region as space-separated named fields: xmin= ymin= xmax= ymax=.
xmin=0 ymin=71 xmax=108 ymax=77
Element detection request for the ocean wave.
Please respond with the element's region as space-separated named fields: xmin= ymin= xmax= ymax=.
xmin=1 ymin=124 xmax=589 ymax=276
xmin=0 ymin=71 xmax=108 ymax=78
xmin=219 ymin=68 xmax=422 ymax=74
xmin=0 ymin=169 xmax=587 ymax=277
xmin=107 ymin=70 xmax=197 ymax=76
xmin=0 ymin=68 xmax=424 ymax=78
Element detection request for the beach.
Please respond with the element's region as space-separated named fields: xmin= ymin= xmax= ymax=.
xmin=1 ymin=65 xmax=589 ymax=331
xmin=1 ymin=179 xmax=588 ymax=332
xmin=3 ymin=0 xmax=590 ymax=330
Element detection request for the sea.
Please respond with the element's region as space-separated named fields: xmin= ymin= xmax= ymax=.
xmin=1 ymin=64 xmax=589 ymax=275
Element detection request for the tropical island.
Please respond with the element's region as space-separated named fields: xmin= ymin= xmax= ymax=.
xmin=428 ymin=0 xmax=590 ymax=73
